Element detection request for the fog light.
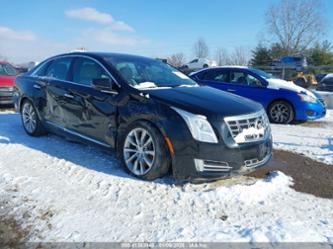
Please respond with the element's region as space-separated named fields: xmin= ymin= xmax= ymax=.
xmin=194 ymin=159 xmax=204 ymax=172
xmin=305 ymin=110 xmax=315 ymax=116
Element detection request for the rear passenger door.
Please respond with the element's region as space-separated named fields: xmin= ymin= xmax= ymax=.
xmin=43 ymin=57 xmax=73 ymax=126
xmin=63 ymin=57 xmax=118 ymax=146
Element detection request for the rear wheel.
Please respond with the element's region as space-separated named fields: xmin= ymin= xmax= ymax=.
xmin=203 ymin=64 xmax=209 ymax=68
xmin=268 ymin=101 xmax=294 ymax=124
xmin=121 ymin=121 xmax=170 ymax=180
xmin=21 ymin=100 xmax=46 ymax=136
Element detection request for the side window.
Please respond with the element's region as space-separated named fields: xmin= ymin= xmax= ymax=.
xmin=73 ymin=58 xmax=110 ymax=86
xmin=200 ymin=70 xmax=228 ymax=82
xmin=189 ymin=59 xmax=198 ymax=63
xmin=247 ymin=74 xmax=263 ymax=87
xmin=229 ymin=72 xmax=248 ymax=85
xmin=45 ymin=58 xmax=72 ymax=81
xmin=229 ymin=71 xmax=263 ymax=87
xmin=34 ymin=61 xmax=51 ymax=77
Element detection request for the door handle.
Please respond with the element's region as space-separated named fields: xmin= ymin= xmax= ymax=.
xmin=33 ymin=84 xmax=41 ymax=89
xmin=64 ymin=93 xmax=74 ymax=99
xmin=227 ymin=89 xmax=236 ymax=92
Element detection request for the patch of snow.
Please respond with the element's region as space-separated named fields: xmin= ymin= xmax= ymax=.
xmin=0 ymin=112 xmax=333 ymax=242
xmin=267 ymin=78 xmax=316 ymax=98
xmin=272 ymin=110 xmax=333 ymax=165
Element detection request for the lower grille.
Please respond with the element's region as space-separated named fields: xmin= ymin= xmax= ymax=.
xmin=244 ymin=154 xmax=271 ymax=168
xmin=194 ymin=159 xmax=232 ymax=173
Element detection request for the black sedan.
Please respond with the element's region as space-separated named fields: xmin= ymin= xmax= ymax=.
xmin=14 ymin=52 xmax=272 ymax=181
xmin=317 ymin=74 xmax=333 ymax=92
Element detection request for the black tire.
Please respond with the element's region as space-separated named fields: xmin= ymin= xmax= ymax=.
xmin=268 ymin=101 xmax=294 ymax=124
xmin=120 ymin=121 xmax=170 ymax=180
xmin=21 ymin=100 xmax=47 ymax=136
xmin=203 ymin=64 xmax=209 ymax=68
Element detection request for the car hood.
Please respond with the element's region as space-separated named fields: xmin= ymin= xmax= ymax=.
xmin=267 ymin=78 xmax=316 ymax=98
xmin=0 ymin=75 xmax=16 ymax=87
xmin=143 ymin=86 xmax=263 ymax=119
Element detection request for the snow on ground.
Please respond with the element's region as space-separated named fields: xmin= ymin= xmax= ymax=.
xmin=271 ymin=110 xmax=333 ymax=165
xmin=0 ymin=112 xmax=333 ymax=242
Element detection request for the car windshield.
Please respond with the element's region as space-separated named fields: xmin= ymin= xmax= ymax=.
xmin=0 ymin=63 xmax=17 ymax=76
xmin=250 ymin=68 xmax=275 ymax=80
xmin=105 ymin=55 xmax=197 ymax=88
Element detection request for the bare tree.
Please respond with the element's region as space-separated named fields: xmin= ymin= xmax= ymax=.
xmin=167 ymin=53 xmax=186 ymax=67
xmin=228 ymin=47 xmax=249 ymax=66
xmin=215 ymin=48 xmax=229 ymax=66
xmin=193 ymin=38 xmax=209 ymax=58
xmin=266 ymin=0 xmax=326 ymax=54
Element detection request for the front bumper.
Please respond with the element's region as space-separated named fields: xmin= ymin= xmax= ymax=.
xmin=0 ymin=89 xmax=14 ymax=105
xmin=171 ymin=136 xmax=273 ymax=181
xmin=294 ymin=100 xmax=326 ymax=121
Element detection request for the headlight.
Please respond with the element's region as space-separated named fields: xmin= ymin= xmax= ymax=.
xmin=298 ymin=93 xmax=317 ymax=103
xmin=171 ymin=107 xmax=218 ymax=143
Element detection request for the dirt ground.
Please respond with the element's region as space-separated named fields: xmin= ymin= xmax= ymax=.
xmin=249 ymin=149 xmax=333 ymax=199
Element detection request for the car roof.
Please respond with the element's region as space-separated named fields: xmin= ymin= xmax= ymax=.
xmin=322 ymin=73 xmax=333 ymax=80
xmin=191 ymin=65 xmax=250 ymax=75
xmin=51 ymin=52 xmax=153 ymax=61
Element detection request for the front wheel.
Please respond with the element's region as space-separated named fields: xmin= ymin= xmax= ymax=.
xmin=121 ymin=121 xmax=170 ymax=180
xmin=268 ymin=101 xmax=294 ymax=124
xmin=21 ymin=100 xmax=46 ymax=136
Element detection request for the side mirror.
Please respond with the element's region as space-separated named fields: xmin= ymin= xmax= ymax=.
xmin=92 ymin=78 xmax=118 ymax=93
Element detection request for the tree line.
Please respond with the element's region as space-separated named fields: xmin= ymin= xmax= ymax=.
xmin=168 ymin=0 xmax=333 ymax=68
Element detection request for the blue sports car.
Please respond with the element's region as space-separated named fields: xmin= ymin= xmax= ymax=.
xmin=190 ymin=67 xmax=326 ymax=124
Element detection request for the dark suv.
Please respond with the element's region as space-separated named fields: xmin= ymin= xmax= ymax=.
xmin=14 ymin=52 xmax=272 ymax=181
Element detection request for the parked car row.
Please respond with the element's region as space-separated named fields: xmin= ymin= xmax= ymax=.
xmin=1 ymin=52 xmax=328 ymax=182
xmin=13 ymin=52 xmax=273 ymax=182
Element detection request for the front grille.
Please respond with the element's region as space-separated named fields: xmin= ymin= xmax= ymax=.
xmin=224 ymin=110 xmax=270 ymax=144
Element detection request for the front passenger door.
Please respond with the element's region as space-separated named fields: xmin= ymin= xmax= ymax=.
xmin=63 ymin=57 xmax=119 ymax=146
xmin=197 ymin=69 xmax=230 ymax=92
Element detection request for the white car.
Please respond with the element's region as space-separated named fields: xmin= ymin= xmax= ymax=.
xmin=183 ymin=58 xmax=217 ymax=70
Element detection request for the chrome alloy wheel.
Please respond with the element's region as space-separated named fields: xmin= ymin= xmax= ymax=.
xmin=270 ymin=103 xmax=291 ymax=123
xmin=123 ymin=127 xmax=156 ymax=176
xmin=22 ymin=102 xmax=37 ymax=133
